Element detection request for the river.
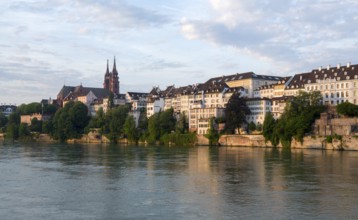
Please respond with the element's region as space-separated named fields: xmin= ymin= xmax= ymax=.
xmin=0 ymin=143 xmax=357 ymax=219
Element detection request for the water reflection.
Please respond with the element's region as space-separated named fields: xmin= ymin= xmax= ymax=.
xmin=0 ymin=143 xmax=358 ymax=219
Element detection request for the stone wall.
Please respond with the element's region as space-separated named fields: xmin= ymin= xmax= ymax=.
xmin=196 ymin=134 xmax=209 ymax=146
xmin=215 ymin=134 xmax=358 ymax=151
xmin=218 ymin=135 xmax=270 ymax=147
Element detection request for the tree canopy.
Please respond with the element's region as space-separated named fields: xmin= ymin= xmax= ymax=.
xmin=263 ymin=91 xmax=326 ymax=148
xmin=224 ymin=92 xmax=251 ymax=134
xmin=51 ymin=101 xmax=90 ymax=141
xmin=336 ymin=102 xmax=358 ymax=117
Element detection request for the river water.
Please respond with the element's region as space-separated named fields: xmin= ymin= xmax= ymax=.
xmin=0 ymin=143 xmax=357 ymax=219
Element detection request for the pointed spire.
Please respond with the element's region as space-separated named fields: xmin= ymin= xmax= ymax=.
xmin=105 ymin=59 xmax=109 ymax=75
xmin=112 ymin=56 xmax=118 ymax=75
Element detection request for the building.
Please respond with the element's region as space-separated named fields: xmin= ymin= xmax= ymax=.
xmin=206 ymin=72 xmax=282 ymax=98
xmin=57 ymin=84 xmax=111 ymax=112
xmin=20 ymin=113 xmax=50 ymax=124
xmin=0 ymin=105 xmax=17 ymax=117
xmin=103 ymin=57 xmax=120 ymax=95
xmin=245 ymin=98 xmax=272 ymax=125
xmin=146 ymin=87 xmax=165 ymax=118
xmin=125 ymin=92 xmax=148 ymax=111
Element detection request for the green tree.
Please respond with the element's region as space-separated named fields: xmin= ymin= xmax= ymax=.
xmin=264 ymin=91 xmax=325 ymax=148
xmin=51 ymin=101 xmax=89 ymax=141
xmin=263 ymin=112 xmax=277 ymax=145
xmin=336 ymin=102 xmax=358 ymax=117
xmin=29 ymin=118 xmax=42 ymax=133
xmin=205 ymin=117 xmax=220 ymax=146
xmin=17 ymin=102 xmax=42 ymax=115
xmin=158 ymin=108 xmax=176 ymax=136
xmin=5 ymin=111 xmax=20 ymax=140
xmin=138 ymin=108 xmax=148 ymax=130
xmin=248 ymin=121 xmax=256 ymax=133
xmin=224 ymin=92 xmax=250 ymax=134
xmin=123 ymin=115 xmax=139 ymax=143
xmin=43 ymin=104 xmax=58 ymax=115
xmin=176 ymin=112 xmax=188 ymax=134
xmin=147 ymin=113 xmax=160 ymax=143
xmin=0 ymin=112 xmax=8 ymax=131
xmin=86 ymin=107 xmax=106 ymax=133
xmin=19 ymin=123 xmax=31 ymax=137
xmin=105 ymin=105 xmax=130 ymax=143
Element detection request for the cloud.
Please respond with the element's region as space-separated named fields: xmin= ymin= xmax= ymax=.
xmin=181 ymin=0 xmax=358 ymax=71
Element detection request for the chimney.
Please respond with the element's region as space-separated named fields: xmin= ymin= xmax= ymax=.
xmin=327 ymin=65 xmax=330 ymax=70
xmin=319 ymin=66 xmax=322 ymax=71
xmin=337 ymin=63 xmax=341 ymax=69
xmin=347 ymin=62 xmax=351 ymax=68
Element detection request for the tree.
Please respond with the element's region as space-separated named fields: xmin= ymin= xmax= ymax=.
xmin=5 ymin=112 xmax=20 ymax=140
xmin=176 ymin=112 xmax=188 ymax=134
xmin=105 ymin=105 xmax=130 ymax=142
xmin=123 ymin=115 xmax=139 ymax=143
xmin=147 ymin=112 xmax=160 ymax=143
xmin=0 ymin=112 xmax=8 ymax=131
xmin=17 ymin=102 xmax=42 ymax=115
xmin=224 ymin=92 xmax=250 ymax=134
xmin=336 ymin=102 xmax=358 ymax=117
xmin=159 ymin=108 xmax=176 ymax=136
xmin=263 ymin=91 xmax=325 ymax=148
xmin=248 ymin=121 xmax=256 ymax=133
xmin=29 ymin=118 xmax=42 ymax=133
xmin=19 ymin=123 xmax=31 ymax=137
xmin=86 ymin=107 xmax=106 ymax=133
xmin=43 ymin=104 xmax=58 ymax=115
xmin=205 ymin=117 xmax=220 ymax=146
xmin=263 ymin=112 xmax=276 ymax=144
xmin=51 ymin=101 xmax=90 ymax=141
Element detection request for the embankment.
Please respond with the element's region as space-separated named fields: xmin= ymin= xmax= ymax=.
xmin=196 ymin=134 xmax=358 ymax=151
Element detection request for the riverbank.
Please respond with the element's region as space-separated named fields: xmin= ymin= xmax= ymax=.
xmin=211 ymin=134 xmax=358 ymax=151
xmin=1 ymin=132 xmax=358 ymax=150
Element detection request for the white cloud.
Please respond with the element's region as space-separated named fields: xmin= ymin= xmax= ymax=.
xmin=181 ymin=0 xmax=358 ymax=72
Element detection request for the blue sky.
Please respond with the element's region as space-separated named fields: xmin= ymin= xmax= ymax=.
xmin=1 ymin=0 xmax=358 ymax=104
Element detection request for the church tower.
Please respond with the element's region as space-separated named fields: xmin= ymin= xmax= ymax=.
xmin=103 ymin=57 xmax=120 ymax=95
xmin=103 ymin=59 xmax=110 ymax=90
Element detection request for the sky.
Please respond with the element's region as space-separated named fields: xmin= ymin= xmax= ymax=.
xmin=1 ymin=0 xmax=358 ymax=105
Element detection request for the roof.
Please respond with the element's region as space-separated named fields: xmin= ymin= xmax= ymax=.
xmin=286 ymin=64 xmax=358 ymax=90
xmin=205 ymin=72 xmax=282 ymax=85
xmin=126 ymin=92 xmax=149 ymax=100
xmin=58 ymin=85 xmax=111 ymax=101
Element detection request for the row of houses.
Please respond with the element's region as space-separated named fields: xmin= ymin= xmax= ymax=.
xmin=145 ymin=62 xmax=358 ymax=134
xmin=49 ymin=62 xmax=358 ymax=135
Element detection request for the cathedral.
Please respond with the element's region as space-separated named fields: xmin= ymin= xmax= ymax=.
xmin=103 ymin=57 xmax=120 ymax=95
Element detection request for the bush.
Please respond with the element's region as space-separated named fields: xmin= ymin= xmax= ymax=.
xmin=326 ymin=135 xmax=333 ymax=143
xmin=161 ymin=133 xmax=197 ymax=146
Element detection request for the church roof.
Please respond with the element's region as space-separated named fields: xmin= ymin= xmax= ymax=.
xmin=59 ymin=85 xmax=111 ymax=101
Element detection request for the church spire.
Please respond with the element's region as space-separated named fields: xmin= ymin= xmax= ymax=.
xmin=112 ymin=56 xmax=118 ymax=75
xmin=105 ymin=59 xmax=109 ymax=75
